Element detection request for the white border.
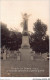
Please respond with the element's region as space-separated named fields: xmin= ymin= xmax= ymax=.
xmin=0 ymin=77 xmax=50 ymax=80
xmin=0 ymin=0 xmax=1 ymax=77
xmin=49 ymin=0 xmax=50 ymax=77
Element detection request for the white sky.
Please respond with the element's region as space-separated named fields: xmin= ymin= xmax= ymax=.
xmin=0 ymin=0 xmax=49 ymax=34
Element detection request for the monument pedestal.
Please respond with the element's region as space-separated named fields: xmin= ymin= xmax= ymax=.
xmin=19 ymin=34 xmax=32 ymax=61
xmin=19 ymin=48 xmax=32 ymax=61
xmin=21 ymin=35 xmax=30 ymax=49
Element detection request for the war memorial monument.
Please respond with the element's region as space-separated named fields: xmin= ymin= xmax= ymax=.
xmin=19 ymin=13 xmax=32 ymax=61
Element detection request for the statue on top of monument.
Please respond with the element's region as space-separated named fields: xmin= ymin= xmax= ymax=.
xmin=22 ymin=13 xmax=30 ymax=20
xmin=21 ymin=13 xmax=31 ymax=34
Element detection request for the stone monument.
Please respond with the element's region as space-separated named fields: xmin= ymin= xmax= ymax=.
xmin=21 ymin=13 xmax=30 ymax=48
xmin=19 ymin=13 xmax=32 ymax=61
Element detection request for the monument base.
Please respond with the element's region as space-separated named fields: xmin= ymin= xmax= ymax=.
xmin=19 ymin=48 xmax=32 ymax=61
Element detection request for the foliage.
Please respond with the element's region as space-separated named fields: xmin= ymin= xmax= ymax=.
xmin=30 ymin=19 xmax=49 ymax=53
xmin=9 ymin=31 xmax=22 ymax=50
xmin=1 ymin=22 xmax=22 ymax=50
xmin=1 ymin=22 xmax=10 ymax=47
xmin=30 ymin=35 xmax=49 ymax=53
xmin=33 ymin=19 xmax=47 ymax=40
